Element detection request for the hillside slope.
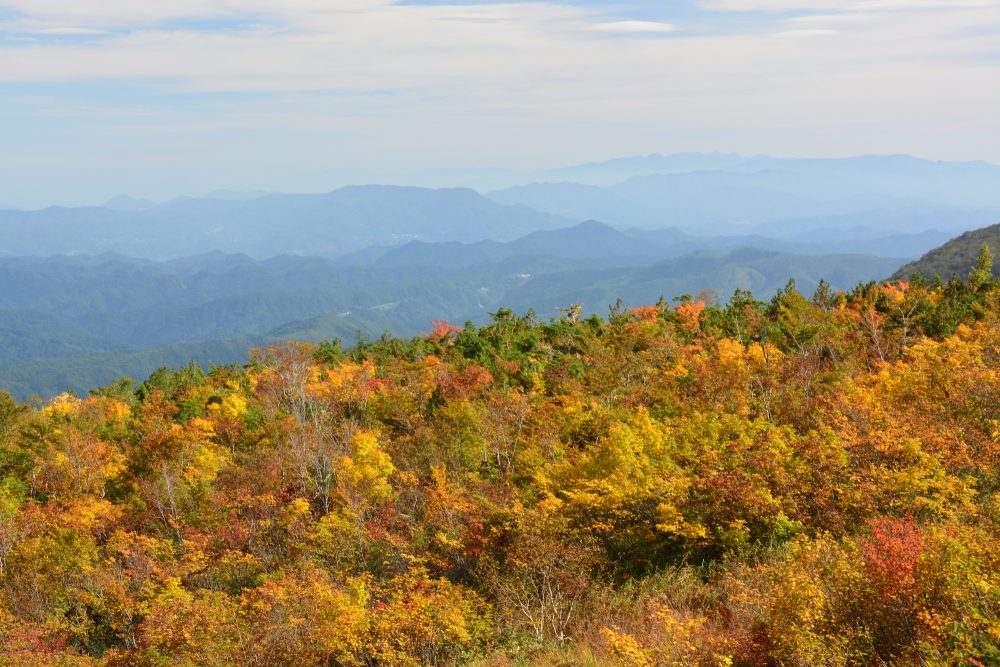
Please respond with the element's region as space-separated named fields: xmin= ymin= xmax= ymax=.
xmin=891 ymin=223 xmax=1000 ymax=280
xmin=0 ymin=243 xmax=904 ymax=399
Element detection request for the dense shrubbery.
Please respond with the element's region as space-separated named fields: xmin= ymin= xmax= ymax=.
xmin=1 ymin=269 xmax=999 ymax=665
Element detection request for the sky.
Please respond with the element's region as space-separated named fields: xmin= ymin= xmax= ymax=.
xmin=1 ymin=0 xmax=999 ymax=208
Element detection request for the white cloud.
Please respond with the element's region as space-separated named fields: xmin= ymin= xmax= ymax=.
xmin=0 ymin=0 xmax=396 ymax=29
xmin=0 ymin=0 xmax=998 ymax=204
xmin=589 ymin=20 xmax=678 ymax=33
xmin=775 ymin=28 xmax=839 ymax=36
xmin=697 ymin=0 xmax=847 ymax=11
xmin=698 ymin=0 xmax=997 ymax=11
xmin=34 ymin=27 xmax=107 ymax=35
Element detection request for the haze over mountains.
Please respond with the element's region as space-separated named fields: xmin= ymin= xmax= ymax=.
xmin=3 ymin=153 xmax=998 ymax=260
xmin=0 ymin=234 xmax=902 ymax=399
xmin=490 ymin=155 xmax=1000 ymax=233
xmin=0 ymin=187 xmax=567 ymax=260
xmin=2 ymin=152 xmax=998 ymax=399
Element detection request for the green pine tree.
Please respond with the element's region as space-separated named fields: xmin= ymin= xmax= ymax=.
xmin=969 ymin=243 xmax=994 ymax=288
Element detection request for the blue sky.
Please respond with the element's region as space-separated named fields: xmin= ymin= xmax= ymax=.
xmin=1 ymin=0 xmax=998 ymax=208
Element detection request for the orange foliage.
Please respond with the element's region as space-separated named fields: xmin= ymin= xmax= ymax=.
xmin=427 ymin=319 xmax=463 ymax=343
xmin=674 ymin=299 xmax=705 ymax=330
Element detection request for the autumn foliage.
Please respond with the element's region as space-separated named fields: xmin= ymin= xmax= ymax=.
xmin=1 ymin=273 xmax=999 ymax=665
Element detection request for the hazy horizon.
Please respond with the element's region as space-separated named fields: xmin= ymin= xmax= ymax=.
xmin=3 ymin=0 xmax=999 ymax=208
xmin=3 ymin=150 xmax=1000 ymax=211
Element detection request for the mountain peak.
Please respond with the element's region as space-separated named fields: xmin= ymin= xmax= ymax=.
xmin=572 ymin=219 xmax=616 ymax=232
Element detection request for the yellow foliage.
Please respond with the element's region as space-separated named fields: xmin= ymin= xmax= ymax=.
xmin=5 ymin=280 xmax=1000 ymax=665
xmin=41 ymin=392 xmax=78 ymax=418
xmin=337 ymin=430 xmax=395 ymax=515
xmin=207 ymin=392 xmax=248 ymax=418
xmin=601 ymin=626 xmax=655 ymax=667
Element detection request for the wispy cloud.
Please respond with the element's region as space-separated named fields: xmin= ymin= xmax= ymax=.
xmin=0 ymin=0 xmax=997 ymax=206
xmin=698 ymin=0 xmax=997 ymax=11
xmin=34 ymin=27 xmax=108 ymax=35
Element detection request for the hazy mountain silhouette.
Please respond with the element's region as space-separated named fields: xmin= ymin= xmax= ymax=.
xmin=489 ymin=154 xmax=1000 ymax=234
xmin=0 ymin=186 xmax=568 ymax=259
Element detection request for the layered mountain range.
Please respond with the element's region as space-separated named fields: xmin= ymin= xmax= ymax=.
xmin=2 ymin=153 xmax=998 ymax=398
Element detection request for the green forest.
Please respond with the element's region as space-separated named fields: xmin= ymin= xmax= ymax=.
xmin=893 ymin=223 xmax=1000 ymax=282
xmin=1 ymin=250 xmax=999 ymax=665
xmin=0 ymin=230 xmax=902 ymax=401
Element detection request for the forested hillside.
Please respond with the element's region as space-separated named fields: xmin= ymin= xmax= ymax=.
xmin=0 ymin=240 xmax=902 ymax=400
xmin=1 ymin=266 xmax=998 ymax=665
xmin=893 ymin=223 xmax=1000 ymax=280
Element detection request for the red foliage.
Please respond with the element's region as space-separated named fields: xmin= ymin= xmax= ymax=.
xmin=367 ymin=377 xmax=392 ymax=391
xmin=426 ymin=319 xmax=463 ymax=343
xmin=861 ymin=515 xmax=926 ymax=599
xmin=437 ymin=364 xmax=494 ymax=400
xmin=215 ymin=511 xmax=253 ymax=551
xmin=17 ymin=627 xmax=70 ymax=655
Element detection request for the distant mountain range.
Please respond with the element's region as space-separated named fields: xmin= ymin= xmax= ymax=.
xmin=892 ymin=223 xmax=1000 ymax=281
xmin=3 ymin=151 xmax=997 ymax=399
xmin=489 ymin=157 xmax=1000 ymax=232
xmin=0 ymin=186 xmax=567 ymax=259
xmin=526 ymin=152 xmax=750 ymax=186
xmin=343 ymin=221 xmax=658 ymax=267
xmin=343 ymin=220 xmax=947 ymax=268
xmin=0 ymin=220 xmax=905 ymax=399
xmin=2 ymin=153 xmax=997 ymax=260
